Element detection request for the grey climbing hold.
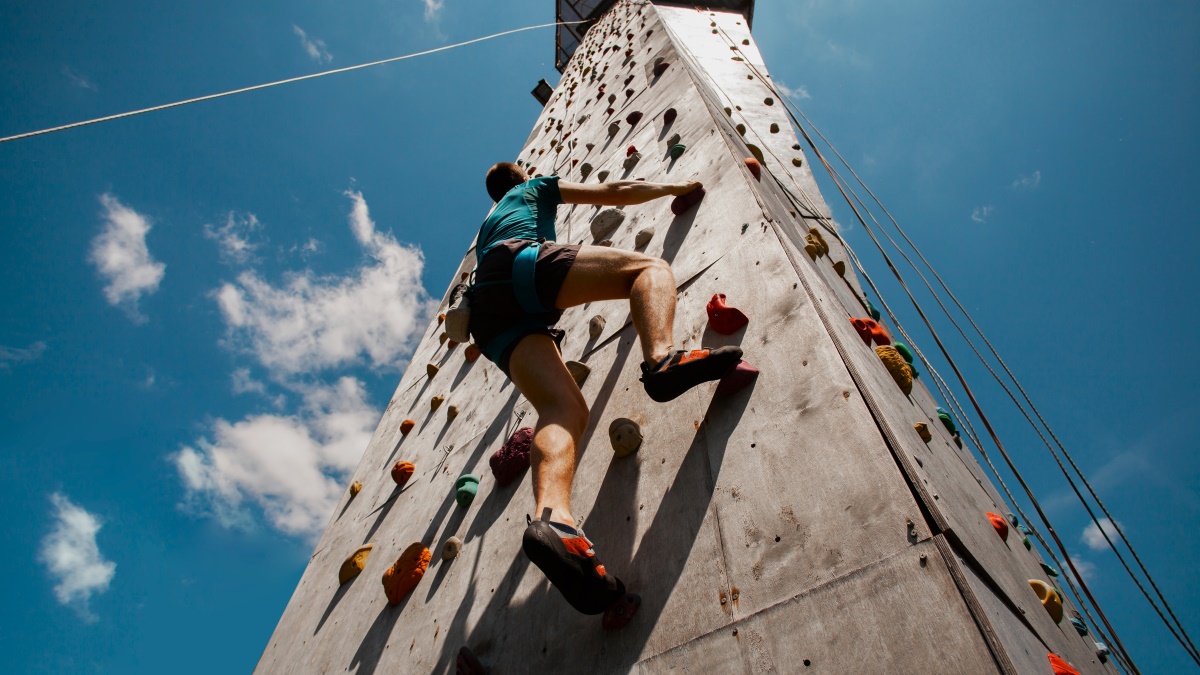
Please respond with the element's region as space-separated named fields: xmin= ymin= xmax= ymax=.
xmin=623 ymin=152 xmax=641 ymax=170
xmin=635 ymin=227 xmax=654 ymax=248
xmin=441 ymin=536 xmax=463 ymax=561
xmin=608 ymin=122 xmax=620 ymax=137
xmin=597 ymin=170 xmax=610 ymax=182
xmin=589 ymin=315 xmax=606 ymax=339
xmin=565 ymin=361 xmax=591 ymax=387
xmin=590 ymin=207 xmax=625 ymax=242
xmin=609 ymin=418 xmax=643 ymax=457
xmin=580 ymin=162 xmax=593 ymax=178
xmin=666 ymin=132 xmax=681 ymax=147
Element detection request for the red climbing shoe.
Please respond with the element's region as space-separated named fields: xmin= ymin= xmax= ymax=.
xmin=640 ymin=346 xmax=743 ymax=403
xmin=523 ymin=520 xmax=626 ymax=615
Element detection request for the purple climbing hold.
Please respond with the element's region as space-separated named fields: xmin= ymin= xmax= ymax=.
xmin=716 ymin=360 xmax=760 ymax=395
xmin=670 ymin=186 xmax=705 ymax=215
xmin=490 ymin=427 xmax=534 ymax=487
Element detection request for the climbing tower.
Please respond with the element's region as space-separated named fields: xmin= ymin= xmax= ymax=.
xmin=256 ymin=3 xmax=1116 ymax=673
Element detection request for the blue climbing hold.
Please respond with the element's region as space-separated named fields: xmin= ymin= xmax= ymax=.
xmin=865 ymin=298 xmax=881 ymax=321
xmin=456 ymin=474 xmax=480 ymax=507
xmin=1069 ymin=616 xmax=1088 ymax=637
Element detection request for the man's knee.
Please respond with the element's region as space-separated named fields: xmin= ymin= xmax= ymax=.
xmin=629 ymin=255 xmax=672 ymax=288
xmin=557 ymin=390 xmax=590 ymax=439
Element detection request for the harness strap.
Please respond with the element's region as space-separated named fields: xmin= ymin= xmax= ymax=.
xmin=512 ymin=242 xmax=545 ymax=314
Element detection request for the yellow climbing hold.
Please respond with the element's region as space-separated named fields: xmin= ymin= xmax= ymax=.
xmin=876 ymin=346 xmax=914 ymax=395
xmin=808 ymin=227 xmax=830 ymax=255
xmin=1029 ymin=579 xmax=1065 ymax=624
xmin=427 ymin=363 xmax=440 ymax=378
xmin=431 ymin=395 xmax=445 ymax=411
xmin=338 ymin=544 xmax=373 ymax=585
xmin=914 ymin=423 xmax=932 ymax=443
xmin=349 ymin=481 xmax=362 ymax=498
xmin=566 ymin=361 xmax=591 ymax=387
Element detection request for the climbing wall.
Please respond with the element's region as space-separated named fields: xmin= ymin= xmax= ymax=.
xmin=255 ymin=3 xmax=1116 ymax=673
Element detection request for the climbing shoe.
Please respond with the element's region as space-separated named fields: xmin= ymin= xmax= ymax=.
xmin=523 ymin=519 xmax=625 ymax=615
xmin=640 ymin=346 xmax=743 ymax=403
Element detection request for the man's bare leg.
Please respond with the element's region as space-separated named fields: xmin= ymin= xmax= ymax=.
xmin=508 ymin=333 xmax=590 ymax=528
xmin=555 ymin=246 xmax=675 ymax=366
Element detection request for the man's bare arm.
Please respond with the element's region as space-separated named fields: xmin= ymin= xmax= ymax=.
xmin=558 ymin=180 xmax=702 ymax=206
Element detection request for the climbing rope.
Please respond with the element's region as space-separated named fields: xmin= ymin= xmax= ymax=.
xmin=0 ymin=20 xmax=585 ymax=145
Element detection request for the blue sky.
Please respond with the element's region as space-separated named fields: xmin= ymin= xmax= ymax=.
xmin=1 ymin=0 xmax=1196 ymax=672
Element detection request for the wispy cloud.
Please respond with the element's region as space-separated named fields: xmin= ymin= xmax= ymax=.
xmin=213 ymin=190 xmax=433 ymax=379
xmin=204 ymin=213 xmax=262 ymax=266
xmin=1012 ymin=170 xmax=1041 ymax=190
xmin=776 ymin=82 xmax=812 ymax=101
xmin=61 ymin=66 xmax=98 ymax=92
xmin=174 ymin=377 xmax=376 ymax=539
xmin=39 ymin=493 xmax=116 ymax=622
xmin=88 ymin=194 xmax=166 ymax=322
xmin=1082 ymin=518 xmax=1123 ymax=552
xmin=292 ymin=25 xmax=332 ymax=64
xmin=423 ymin=0 xmax=445 ymax=22
xmin=971 ymin=205 xmax=994 ymax=223
xmin=0 ymin=341 xmax=46 ymax=369
xmin=1064 ymin=554 xmax=1097 ymax=587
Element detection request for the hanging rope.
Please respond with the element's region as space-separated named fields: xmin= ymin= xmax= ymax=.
xmin=0 ymin=20 xmax=584 ymax=145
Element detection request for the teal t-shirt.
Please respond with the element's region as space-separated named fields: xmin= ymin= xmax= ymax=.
xmin=476 ymin=176 xmax=563 ymax=264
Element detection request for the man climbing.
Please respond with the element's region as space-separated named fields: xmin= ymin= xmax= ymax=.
xmin=462 ymin=162 xmax=742 ymax=620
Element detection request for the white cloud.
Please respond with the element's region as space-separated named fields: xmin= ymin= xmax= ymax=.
xmin=777 ymin=82 xmax=812 ymax=101
xmin=204 ymin=212 xmax=262 ymax=266
xmin=173 ymin=377 xmax=377 ymax=539
xmin=0 ymin=341 xmax=46 ymax=369
xmin=1066 ymin=555 xmax=1097 ymax=584
xmin=292 ymin=25 xmax=332 ymax=64
xmin=971 ymin=205 xmax=994 ymax=223
xmin=89 ymin=194 xmax=166 ymax=322
xmin=423 ymin=0 xmax=445 ymax=22
xmin=1012 ymin=170 xmax=1041 ymax=190
xmin=39 ymin=493 xmax=116 ymax=622
xmin=231 ymin=367 xmax=266 ymax=396
xmin=1082 ymin=518 xmax=1122 ymax=551
xmin=61 ymin=66 xmax=98 ymax=91
xmin=214 ymin=190 xmax=433 ymax=379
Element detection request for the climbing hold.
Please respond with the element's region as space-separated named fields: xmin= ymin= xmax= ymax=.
xmin=598 ymin=170 xmax=610 ymax=182
xmin=744 ymin=157 xmax=761 ymax=180
xmin=447 ymin=405 xmax=460 ymax=421
xmin=349 ymin=480 xmax=362 ymax=497
xmin=609 ymin=418 xmax=643 ymax=457
xmin=591 ymin=207 xmax=626 ymax=242
xmin=914 ymin=422 xmax=932 ymax=443
xmin=865 ymin=298 xmax=881 ymax=321
xmin=608 ymin=122 xmax=620 ymax=137
xmin=1047 ymin=653 xmax=1081 ymax=675
xmin=986 ymin=512 xmax=1009 ymax=542
xmin=736 ymin=123 xmax=746 ymax=136
xmin=1029 ymin=579 xmax=1064 ymax=624
xmin=626 ymin=111 xmax=643 ymax=126
xmin=935 ymin=407 xmax=957 ymax=435
xmin=602 ymin=592 xmax=642 ymax=630
xmin=707 ymin=293 xmax=750 ymax=334
xmin=716 ymin=360 xmax=760 ymax=395
xmin=400 ymin=419 xmax=416 ymax=436
xmin=447 ymin=339 xmax=458 ymax=349
xmin=625 ymin=88 xmax=634 ymax=98
xmin=1069 ymin=616 xmax=1088 ymax=637
xmin=670 ymin=185 xmax=705 ymax=216
xmin=586 ymin=142 xmax=595 ymax=151
xmin=464 ymin=344 xmax=481 ymax=362
xmin=441 ymin=536 xmax=463 ymax=561
xmin=572 ymin=159 xmax=579 ymax=167
xmin=623 ymin=152 xmax=641 ymax=170
xmin=669 ymin=144 xmax=686 ymax=160
xmin=431 ymin=395 xmax=445 ymax=411
xmin=338 ymin=544 xmax=373 ymax=584
xmin=792 ymin=158 xmax=803 ymax=167
xmin=635 ymin=227 xmax=654 ymax=248
xmin=663 ymin=108 xmax=677 ymax=125
xmin=455 ymin=474 xmax=480 ymax=507
xmin=608 ymin=93 xmax=616 ymax=104
xmin=876 ymin=345 xmax=913 ymax=395
xmin=1095 ymin=643 xmax=1110 ymax=663
xmin=1022 ymin=536 xmax=1032 ymax=550
xmin=1019 ymin=524 xmax=1032 ymax=535
xmin=893 ymin=343 xmax=914 ymax=364
xmin=438 ymin=313 xmax=445 ymax=324
xmin=565 ymin=360 xmax=591 ymax=387
xmin=626 ymin=144 xmax=639 ymax=157
xmin=391 ymin=460 xmax=415 ymax=487
xmin=580 ymin=162 xmax=593 ymax=178
xmin=808 ymin=227 xmax=830 ymax=254
xmin=653 ymin=61 xmax=669 ymax=77
xmin=764 ymin=97 xmax=774 ymax=106
xmin=666 ymin=132 xmax=681 ymax=146
xmin=850 ymin=317 xmax=891 ymax=346
xmin=382 ymin=542 xmax=431 ymax=605
xmin=427 ymin=363 xmax=439 ymax=378
xmin=724 ymin=107 xmax=732 ymax=117
xmin=490 ymin=426 xmax=533 ymax=487
xmin=833 ymin=260 xmax=846 ymax=276
xmin=1040 ymin=562 xmax=1060 ymax=578
xmin=589 ymin=315 xmax=606 ymax=339
xmin=742 ymin=38 xmax=750 ymax=45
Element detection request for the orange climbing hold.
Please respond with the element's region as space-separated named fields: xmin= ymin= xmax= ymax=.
xmin=876 ymin=345 xmax=913 ymax=395
xmin=400 ymin=419 xmax=416 ymax=436
xmin=850 ymin=317 xmax=891 ymax=346
xmin=465 ymin=344 xmax=481 ymax=362
xmin=986 ymin=512 xmax=1009 ymax=542
xmin=914 ymin=423 xmax=932 ymax=443
xmin=744 ymin=157 xmax=762 ymax=180
xmin=382 ymin=542 xmax=431 ymax=605
xmin=1047 ymin=653 xmax=1080 ymax=675
xmin=349 ymin=480 xmax=363 ymax=497
xmin=391 ymin=461 xmax=415 ymax=487
xmin=707 ymin=294 xmax=749 ymax=335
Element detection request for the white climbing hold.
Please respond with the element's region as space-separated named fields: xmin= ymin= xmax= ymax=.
xmin=590 ymin=207 xmax=626 ymax=242
xmin=589 ymin=315 xmax=606 ymax=339
xmin=635 ymin=227 xmax=654 ymax=248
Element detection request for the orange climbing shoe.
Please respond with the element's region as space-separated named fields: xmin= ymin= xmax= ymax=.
xmin=523 ymin=519 xmax=626 ymax=615
xmin=640 ymin=347 xmax=743 ymax=403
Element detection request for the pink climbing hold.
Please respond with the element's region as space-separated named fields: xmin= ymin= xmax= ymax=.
xmin=716 ymin=360 xmax=760 ymax=395
xmin=663 ymin=108 xmax=677 ymax=125
xmin=670 ymin=186 xmax=705 ymax=215
xmin=490 ymin=427 xmax=534 ymax=487
xmin=626 ymin=144 xmax=638 ymax=157
xmin=626 ymin=110 xmax=643 ymax=126
xmin=744 ymin=157 xmax=762 ymax=180
xmin=707 ymin=293 xmax=750 ymax=335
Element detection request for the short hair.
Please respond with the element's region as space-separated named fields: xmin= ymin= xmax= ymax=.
xmin=485 ymin=162 xmax=527 ymax=202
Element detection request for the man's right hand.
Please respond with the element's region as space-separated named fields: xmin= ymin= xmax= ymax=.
xmin=668 ymin=180 xmax=703 ymax=196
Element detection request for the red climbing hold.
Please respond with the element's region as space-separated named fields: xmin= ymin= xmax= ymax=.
xmin=850 ymin=317 xmax=891 ymax=347
xmin=707 ymin=294 xmax=750 ymax=335
xmin=986 ymin=512 xmax=1009 ymax=542
xmin=382 ymin=542 xmax=431 ymax=606
xmin=626 ymin=144 xmax=639 ymax=157
xmin=1047 ymin=653 xmax=1081 ymax=675
xmin=602 ymin=593 xmax=641 ymax=630
xmin=670 ymin=186 xmax=705 ymax=215
xmin=465 ymin=344 xmax=481 ymax=363
xmin=626 ymin=110 xmax=643 ymax=126
xmin=572 ymin=159 xmax=579 ymax=167
xmin=663 ymin=108 xmax=677 ymax=125
xmin=744 ymin=157 xmax=762 ymax=180
xmin=400 ymin=419 xmax=416 ymax=436
xmin=606 ymin=107 xmax=615 ymax=116
xmin=391 ymin=460 xmax=415 ymax=487
xmin=490 ymin=427 xmax=534 ymax=487
xmin=716 ymin=360 xmax=760 ymax=395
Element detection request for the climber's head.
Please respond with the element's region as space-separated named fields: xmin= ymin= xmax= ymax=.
xmin=485 ymin=162 xmax=528 ymax=202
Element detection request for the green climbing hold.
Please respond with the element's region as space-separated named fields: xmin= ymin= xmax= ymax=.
xmin=1040 ymin=562 xmax=1060 ymax=578
xmin=893 ymin=343 xmax=914 ymax=364
xmin=865 ymin=298 xmax=881 ymax=321
xmin=455 ymin=474 xmax=480 ymax=507
xmin=935 ymin=407 xmax=957 ymax=435
xmin=669 ymin=144 xmax=686 ymax=159
xmin=1022 ymin=536 xmax=1032 ymax=550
